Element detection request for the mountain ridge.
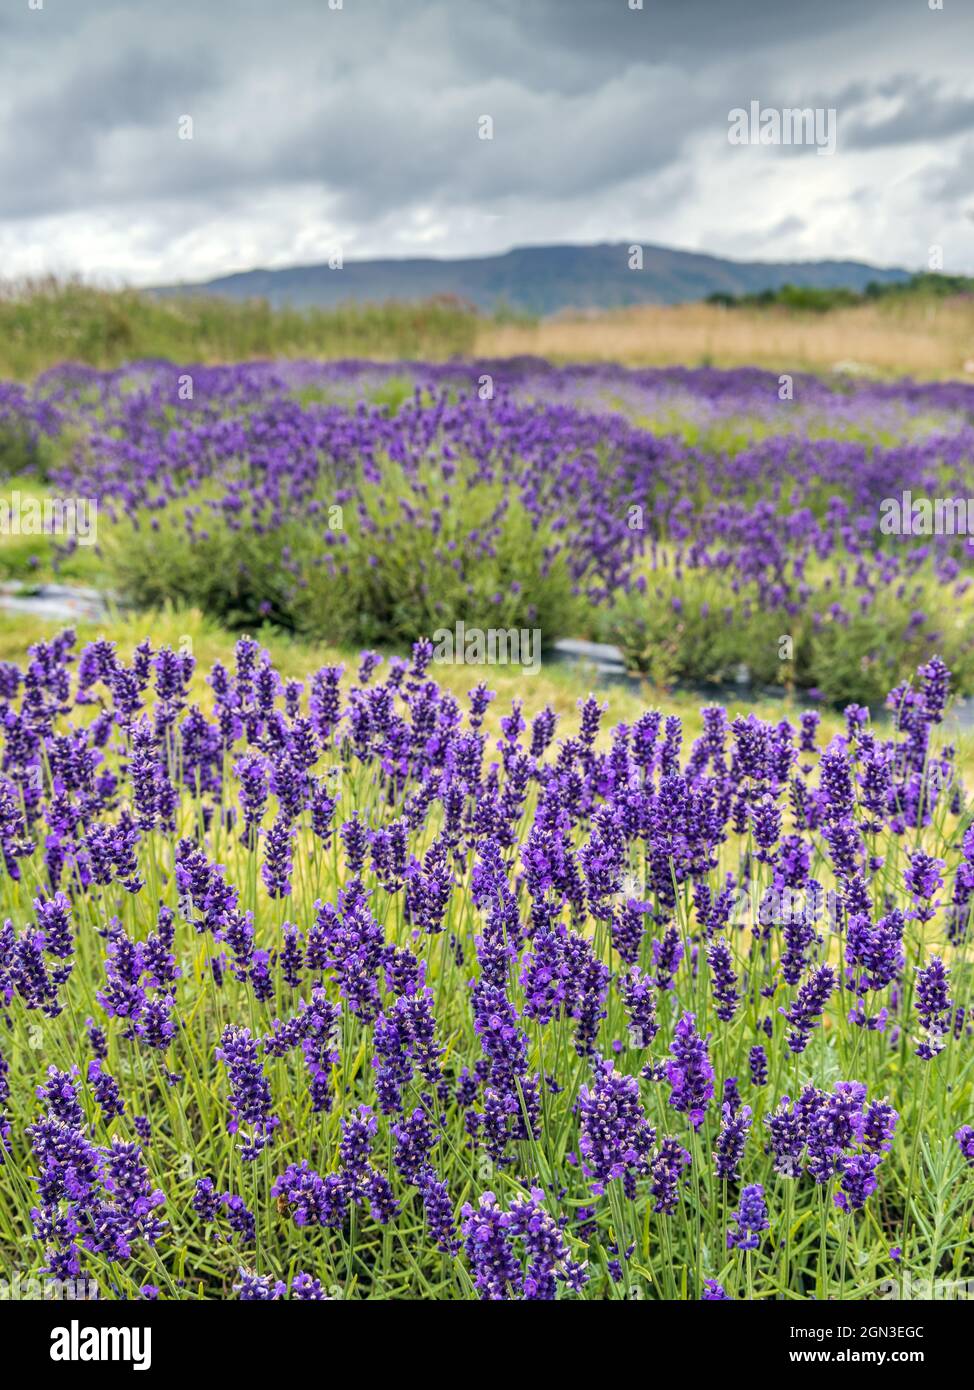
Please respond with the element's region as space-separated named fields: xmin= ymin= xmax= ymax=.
xmin=152 ymin=241 xmax=913 ymax=315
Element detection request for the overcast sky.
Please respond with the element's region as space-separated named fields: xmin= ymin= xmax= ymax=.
xmin=1 ymin=0 xmax=972 ymax=285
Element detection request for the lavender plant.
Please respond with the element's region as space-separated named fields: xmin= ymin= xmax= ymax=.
xmin=5 ymin=360 xmax=974 ymax=699
xmin=0 ymin=629 xmax=969 ymax=1300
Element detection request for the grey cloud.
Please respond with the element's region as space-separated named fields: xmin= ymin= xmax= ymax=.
xmin=914 ymin=139 xmax=974 ymax=206
xmin=767 ymin=216 xmax=806 ymax=237
xmin=845 ymin=77 xmax=974 ymax=149
xmin=487 ymin=0 xmax=922 ymax=67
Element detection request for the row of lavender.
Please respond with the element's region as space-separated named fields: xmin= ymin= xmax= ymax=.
xmin=3 ymin=361 xmax=974 ymax=700
xmin=0 ymin=628 xmax=971 ymax=1298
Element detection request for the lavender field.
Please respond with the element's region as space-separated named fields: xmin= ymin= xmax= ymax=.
xmin=0 ymin=355 xmax=972 ymax=1303
xmin=5 ymin=359 xmax=974 ymax=702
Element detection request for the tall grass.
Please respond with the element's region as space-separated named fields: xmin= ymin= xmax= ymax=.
xmin=0 ymin=279 xmax=480 ymax=379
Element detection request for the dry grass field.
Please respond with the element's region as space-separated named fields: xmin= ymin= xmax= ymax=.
xmin=477 ymin=296 xmax=974 ymax=379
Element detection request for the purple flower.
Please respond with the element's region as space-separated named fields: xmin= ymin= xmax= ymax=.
xmin=708 ymin=937 xmax=740 ymax=1022
xmin=622 ymin=967 xmax=659 ymax=1050
xmin=391 ymin=1107 xmax=436 ymax=1187
xmin=310 ymin=780 xmax=338 ymax=844
xmin=834 ymin=1153 xmax=881 ymax=1212
xmin=340 ymin=813 xmax=370 ymax=875
xmin=861 ymin=1099 xmax=898 ymax=1154
xmin=338 ymin=1106 xmax=399 ymax=1224
xmin=749 ymin=1045 xmax=768 ymax=1087
xmin=612 ymin=897 xmax=651 ymax=966
xmin=781 ymin=965 xmax=835 ymax=1054
xmin=508 ymin=1187 xmax=580 ymax=1300
xmin=291 ymin=1272 xmax=327 ymax=1300
xmin=459 ymin=1191 xmax=522 ymax=1301
xmin=235 ymin=754 xmax=268 ymax=847
xmin=261 ymin=814 xmax=293 ymax=898
xmin=650 ymin=1136 xmax=691 ymax=1214
xmin=652 ymin=923 xmax=685 ymax=990
xmin=955 ymin=1125 xmax=974 ymax=1166
xmin=310 ymin=880 xmax=385 ymax=1022
xmin=727 ymin=1184 xmax=768 ymax=1251
xmin=577 ymin=1060 xmax=656 ymax=1198
xmin=87 ymin=1061 xmax=124 ymax=1123
xmin=280 ymin=923 xmax=304 ymax=989
xmin=714 ymin=1103 xmax=752 ymax=1181
xmin=459 ymin=1188 xmax=581 ymax=1301
xmin=35 ymin=893 xmax=74 ymax=961
xmin=36 ymin=1066 xmax=84 ymax=1127
xmin=192 ymin=1177 xmax=223 ymax=1223
xmin=419 ymin=1169 xmax=460 ymax=1255
xmin=805 ymin=1083 xmax=867 ymax=1184
xmin=233 ymin=1268 xmax=286 ymax=1300
xmin=216 ymin=1026 xmax=279 ymax=1158
xmin=223 ymin=1193 xmax=256 ymax=1245
xmin=904 ymin=851 xmax=944 ymax=923
xmin=914 ymin=956 xmax=952 ymax=1059
xmin=273 ymin=1161 xmax=347 ymax=1229
xmin=765 ymin=1095 xmax=806 ymax=1178
xmin=666 ymin=1012 xmax=714 ymax=1129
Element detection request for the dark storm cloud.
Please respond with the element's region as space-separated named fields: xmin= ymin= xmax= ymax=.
xmin=0 ymin=0 xmax=719 ymax=224
xmin=497 ymin=0 xmax=918 ymax=64
xmin=1 ymin=47 xmax=219 ymax=217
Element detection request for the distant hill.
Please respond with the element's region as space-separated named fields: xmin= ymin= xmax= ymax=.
xmin=152 ymin=242 xmax=913 ymax=316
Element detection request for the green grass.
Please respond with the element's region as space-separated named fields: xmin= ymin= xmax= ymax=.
xmin=0 ymin=279 xmax=483 ymax=379
xmin=626 ymin=410 xmax=955 ymax=457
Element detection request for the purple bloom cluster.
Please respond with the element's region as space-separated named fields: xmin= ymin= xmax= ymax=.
xmin=955 ymin=1125 xmax=974 ymax=1166
xmin=577 ymin=1061 xmax=656 ymax=1198
xmin=666 ymin=1013 xmax=714 ymax=1129
xmin=764 ymin=1082 xmax=899 ymax=1198
xmin=460 ymin=1188 xmax=585 ymax=1300
xmin=727 ymin=1184 xmax=769 ymax=1251
xmin=10 ymin=360 xmax=974 ymax=704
